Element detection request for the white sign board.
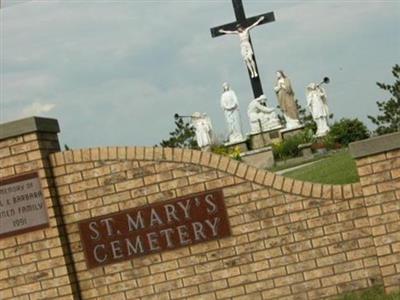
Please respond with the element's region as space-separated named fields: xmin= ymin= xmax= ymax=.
xmin=0 ymin=173 xmax=49 ymax=239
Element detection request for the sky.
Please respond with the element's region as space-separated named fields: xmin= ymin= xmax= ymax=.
xmin=1 ymin=0 xmax=399 ymax=148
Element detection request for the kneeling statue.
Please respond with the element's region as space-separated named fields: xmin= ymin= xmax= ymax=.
xmin=248 ymin=94 xmax=281 ymax=134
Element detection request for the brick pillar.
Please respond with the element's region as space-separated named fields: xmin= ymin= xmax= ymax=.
xmin=350 ymin=132 xmax=400 ymax=293
xmin=0 ymin=117 xmax=78 ymax=300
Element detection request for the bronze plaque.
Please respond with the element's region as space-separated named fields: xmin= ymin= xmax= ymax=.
xmin=79 ymin=189 xmax=231 ymax=268
xmin=0 ymin=172 xmax=49 ymax=239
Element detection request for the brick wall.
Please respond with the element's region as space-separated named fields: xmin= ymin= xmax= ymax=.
xmin=1 ymin=116 xmax=399 ymax=300
xmin=0 ymin=117 xmax=77 ymax=300
xmin=350 ymin=132 xmax=400 ymax=293
xmin=47 ymin=146 xmax=382 ymax=300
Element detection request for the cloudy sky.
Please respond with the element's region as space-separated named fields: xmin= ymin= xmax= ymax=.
xmin=1 ymin=0 xmax=399 ymax=148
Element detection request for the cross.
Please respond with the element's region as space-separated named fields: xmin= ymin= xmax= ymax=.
xmin=210 ymin=0 xmax=275 ymax=99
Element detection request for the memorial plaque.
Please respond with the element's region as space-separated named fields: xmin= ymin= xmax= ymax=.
xmin=79 ymin=189 xmax=231 ymax=268
xmin=0 ymin=172 xmax=49 ymax=239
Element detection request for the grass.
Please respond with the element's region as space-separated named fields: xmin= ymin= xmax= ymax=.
xmin=336 ymin=285 xmax=400 ymax=300
xmin=268 ymin=155 xmax=327 ymax=172
xmin=282 ymin=150 xmax=359 ymax=184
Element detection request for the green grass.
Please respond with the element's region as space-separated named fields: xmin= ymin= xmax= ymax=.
xmin=282 ymin=150 xmax=359 ymax=184
xmin=268 ymin=155 xmax=327 ymax=172
xmin=336 ymin=285 xmax=400 ymax=300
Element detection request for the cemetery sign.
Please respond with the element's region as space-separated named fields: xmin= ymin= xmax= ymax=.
xmin=79 ymin=189 xmax=231 ymax=268
xmin=0 ymin=172 xmax=49 ymax=239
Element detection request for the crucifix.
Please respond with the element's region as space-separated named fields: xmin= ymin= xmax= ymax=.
xmin=210 ymin=0 xmax=275 ymax=99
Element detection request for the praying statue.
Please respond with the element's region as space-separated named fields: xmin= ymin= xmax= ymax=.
xmin=274 ymin=70 xmax=301 ymax=129
xmin=191 ymin=112 xmax=214 ymax=150
xmin=248 ymin=94 xmax=281 ymax=133
xmin=220 ymin=82 xmax=244 ymax=144
xmin=219 ymin=16 xmax=264 ymax=78
xmin=306 ymin=83 xmax=330 ymax=137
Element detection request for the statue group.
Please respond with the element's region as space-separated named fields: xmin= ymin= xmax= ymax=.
xmin=205 ymin=1 xmax=333 ymax=151
xmin=217 ymin=71 xmax=331 ymax=146
xmin=190 ymin=71 xmax=331 ymax=150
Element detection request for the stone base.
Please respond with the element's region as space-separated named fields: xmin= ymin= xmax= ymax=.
xmin=241 ymin=146 xmax=275 ymax=169
xmin=298 ymin=143 xmax=313 ymax=158
xmin=248 ymin=126 xmax=283 ymax=150
xmin=315 ymin=148 xmax=328 ymax=155
xmin=225 ymin=140 xmax=248 ymax=153
xmin=280 ymin=126 xmax=305 ymax=140
xmin=315 ymin=136 xmax=326 ymax=143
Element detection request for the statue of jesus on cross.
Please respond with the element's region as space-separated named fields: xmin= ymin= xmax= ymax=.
xmin=210 ymin=0 xmax=275 ymax=99
xmin=219 ymin=16 xmax=264 ymax=78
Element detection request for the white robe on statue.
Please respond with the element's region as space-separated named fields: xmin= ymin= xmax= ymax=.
xmin=191 ymin=113 xmax=213 ymax=149
xmin=221 ymin=89 xmax=244 ymax=143
xmin=306 ymin=83 xmax=330 ymax=137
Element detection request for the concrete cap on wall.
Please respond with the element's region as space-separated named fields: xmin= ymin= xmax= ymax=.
xmin=349 ymin=131 xmax=400 ymax=159
xmin=0 ymin=116 xmax=60 ymax=140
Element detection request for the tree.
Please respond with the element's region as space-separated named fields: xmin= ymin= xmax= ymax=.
xmin=159 ymin=114 xmax=198 ymax=149
xmin=329 ymin=118 xmax=370 ymax=145
xmin=368 ymin=64 xmax=400 ymax=135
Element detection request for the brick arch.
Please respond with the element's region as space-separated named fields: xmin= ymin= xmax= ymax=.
xmin=47 ymin=145 xmax=386 ymax=299
xmin=2 ymin=117 xmax=398 ymax=300
xmin=50 ymin=146 xmax=362 ymax=201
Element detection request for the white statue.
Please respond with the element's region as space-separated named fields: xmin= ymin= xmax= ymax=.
xmin=220 ymin=82 xmax=245 ymax=144
xmin=219 ymin=16 xmax=264 ymax=78
xmin=248 ymin=94 xmax=281 ymax=133
xmin=191 ymin=112 xmax=213 ymax=150
xmin=306 ymin=83 xmax=330 ymax=137
xmin=274 ymin=70 xmax=302 ymax=129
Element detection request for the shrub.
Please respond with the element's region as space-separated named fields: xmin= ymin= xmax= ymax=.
xmin=336 ymin=285 xmax=400 ymax=300
xmin=211 ymin=145 xmax=242 ymax=161
xmin=272 ymin=129 xmax=314 ymax=160
xmin=321 ymin=133 xmax=337 ymax=150
xmin=328 ymin=118 xmax=370 ymax=145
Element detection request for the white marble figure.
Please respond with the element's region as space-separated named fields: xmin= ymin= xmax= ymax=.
xmin=220 ymin=82 xmax=245 ymax=144
xmin=191 ymin=112 xmax=214 ymax=150
xmin=219 ymin=16 xmax=264 ymax=78
xmin=248 ymin=94 xmax=281 ymax=133
xmin=274 ymin=70 xmax=302 ymax=129
xmin=306 ymin=83 xmax=330 ymax=137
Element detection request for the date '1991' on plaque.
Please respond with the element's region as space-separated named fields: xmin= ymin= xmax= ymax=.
xmin=0 ymin=172 xmax=49 ymax=239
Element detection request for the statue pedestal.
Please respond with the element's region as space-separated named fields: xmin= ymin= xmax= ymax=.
xmin=313 ymin=137 xmax=329 ymax=155
xmin=298 ymin=143 xmax=313 ymax=158
xmin=241 ymin=146 xmax=275 ymax=169
xmin=280 ymin=126 xmax=305 ymax=140
xmin=248 ymin=126 xmax=283 ymax=149
xmin=225 ymin=140 xmax=248 ymax=153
